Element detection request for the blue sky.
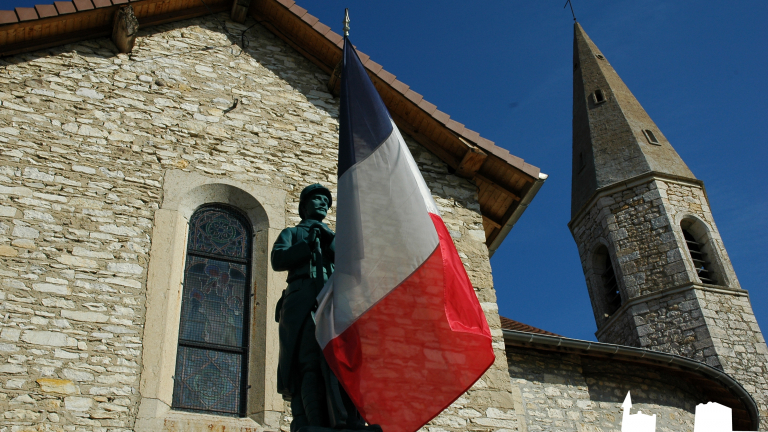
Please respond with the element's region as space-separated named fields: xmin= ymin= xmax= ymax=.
xmin=2 ymin=0 xmax=766 ymax=341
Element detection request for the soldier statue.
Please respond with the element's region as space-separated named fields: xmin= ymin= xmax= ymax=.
xmin=271 ymin=184 xmax=379 ymax=432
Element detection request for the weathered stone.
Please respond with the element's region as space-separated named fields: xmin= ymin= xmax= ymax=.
xmin=55 ymin=254 xmax=98 ymax=268
xmin=37 ymin=378 xmax=79 ymax=395
xmin=65 ymin=396 xmax=93 ymax=411
xmin=61 ymin=310 xmax=109 ymax=323
xmin=107 ymin=262 xmax=143 ymax=274
xmin=0 ymin=245 xmax=18 ymax=256
xmin=20 ymin=330 xmax=68 ymax=346
xmin=33 ymin=282 xmax=71 ymax=295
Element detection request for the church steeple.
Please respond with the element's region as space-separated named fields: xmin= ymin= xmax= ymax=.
xmin=571 ymin=23 xmax=696 ymax=218
xmin=568 ymin=23 xmax=768 ymax=427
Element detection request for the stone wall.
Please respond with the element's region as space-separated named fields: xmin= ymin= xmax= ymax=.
xmin=697 ymin=288 xmax=768 ymax=429
xmin=0 ymin=12 xmax=513 ymax=432
xmin=507 ymin=346 xmax=701 ymax=432
xmin=570 ymin=176 xmax=768 ymax=428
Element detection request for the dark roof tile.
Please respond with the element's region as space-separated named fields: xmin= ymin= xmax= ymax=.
xmin=364 ymin=59 xmax=382 ymax=75
xmin=446 ymin=119 xmax=465 ymax=135
xmin=112 ymin=0 xmax=128 ymax=4
xmin=54 ymin=1 xmax=76 ymax=14
xmin=499 ymin=316 xmax=560 ymax=336
xmin=72 ymin=0 xmax=94 ymax=11
xmin=390 ymin=79 xmax=409 ymax=94
xmin=377 ymin=68 xmax=396 ymax=84
xmin=462 ymin=128 xmax=481 ymax=144
xmin=311 ymin=20 xmax=330 ymax=36
xmin=326 ymin=31 xmax=342 ymax=46
xmin=301 ymin=12 xmax=318 ymax=26
xmin=432 ymin=109 xmax=450 ymax=124
xmin=0 ymin=10 xmax=19 ymax=24
xmin=475 ymin=136 xmax=494 ymax=148
xmin=92 ymin=0 xmax=112 ymax=8
xmin=35 ymin=4 xmax=58 ymax=18
xmin=15 ymin=7 xmax=38 ymax=21
xmin=288 ymin=4 xmax=306 ymax=17
xmin=404 ymin=89 xmax=423 ymax=105
xmin=418 ymin=99 xmax=437 ymax=115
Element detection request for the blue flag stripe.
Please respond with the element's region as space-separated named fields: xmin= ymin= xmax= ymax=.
xmin=338 ymin=37 xmax=394 ymax=178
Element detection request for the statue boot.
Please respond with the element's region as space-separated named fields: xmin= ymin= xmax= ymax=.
xmin=301 ymin=369 xmax=328 ymax=425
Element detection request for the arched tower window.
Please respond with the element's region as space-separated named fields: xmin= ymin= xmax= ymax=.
xmin=172 ymin=205 xmax=252 ymax=416
xmin=681 ymin=219 xmax=718 ymax=285
xmin=593 ymin=245 xmax=622 ymax=320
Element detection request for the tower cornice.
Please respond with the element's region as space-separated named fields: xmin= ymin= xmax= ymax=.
xmin=568 ymin=171 xmax=706 ymax=230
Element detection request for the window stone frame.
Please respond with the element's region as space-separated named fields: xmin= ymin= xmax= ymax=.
xmin=135 ymin=170 xmax=286 ymax=431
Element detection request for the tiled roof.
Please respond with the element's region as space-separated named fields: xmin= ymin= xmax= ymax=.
xmin=499 ymin=316 xmax=560 ymax=336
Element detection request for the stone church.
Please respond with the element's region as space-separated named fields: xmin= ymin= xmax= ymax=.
xmin=0 ymin=1 xmax=764 ymax=431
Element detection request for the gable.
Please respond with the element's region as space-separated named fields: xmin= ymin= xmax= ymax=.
xmin=0 ymin=0 xmax=544 ymax=253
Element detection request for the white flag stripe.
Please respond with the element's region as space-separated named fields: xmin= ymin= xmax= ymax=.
xmin=316 ymin=121 xmax=440 ymax=348
xmin=393 ymin=124 xmax=441 ymax=216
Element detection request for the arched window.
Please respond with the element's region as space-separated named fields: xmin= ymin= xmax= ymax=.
xmin=593 ymin=245 xmax=622 ymax=319
xmin=681 ymin=219 xmax=717 ymax=285
xmin=172 ymin=206 xmax=251 ymax=416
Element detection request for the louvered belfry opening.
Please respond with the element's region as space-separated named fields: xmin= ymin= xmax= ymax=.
xmin=593 ymin=245 xmax=622 ymax=320
xmin=682 ymin=227 xmax=715 ymax=284
xmin=602 ymin=255 xmax=621 ymax=316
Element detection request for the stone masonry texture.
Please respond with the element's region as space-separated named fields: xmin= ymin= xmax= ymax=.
xmin=571 ymin=177 xmax=768 ymax=429
xmin=0 ymin=12 xmax=513 ymax=432
xmin=506 ymin=346 xmax=701 ymax=432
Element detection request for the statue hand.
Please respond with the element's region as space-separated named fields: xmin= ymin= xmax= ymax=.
xmin=307 ymin=221 xmax=334 ymax=245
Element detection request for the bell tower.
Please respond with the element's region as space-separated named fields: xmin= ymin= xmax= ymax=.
xmin=568 ymin=23 xmax=768 ymax=427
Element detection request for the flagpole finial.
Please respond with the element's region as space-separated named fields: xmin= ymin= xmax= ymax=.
xmin=343 ymin=8 xmax=350 ymax=37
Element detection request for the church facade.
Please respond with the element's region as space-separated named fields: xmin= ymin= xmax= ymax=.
xmin=0 ymin=1 xmax=763 ymax=431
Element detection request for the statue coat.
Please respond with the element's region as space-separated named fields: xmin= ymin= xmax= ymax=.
xmin=271 ymin=219 xmax=335 ymax=397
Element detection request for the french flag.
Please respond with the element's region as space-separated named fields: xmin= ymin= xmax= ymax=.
xmin=314 ymin=37 xmax=495 ymax=432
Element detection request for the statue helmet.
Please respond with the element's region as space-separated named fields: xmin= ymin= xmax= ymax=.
xmin=298 ymin=183 xmax=333 ymax=219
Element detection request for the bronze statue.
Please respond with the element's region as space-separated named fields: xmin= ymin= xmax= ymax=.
xmin=272 ymin=184 xmax=379 ymax=432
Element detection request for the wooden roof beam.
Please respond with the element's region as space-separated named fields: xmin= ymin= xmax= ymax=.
xmin=455 ymin=143 xmax=487 ymax=178
xmin=112 ymin=5 xmax=138 ymax=54
xmin=475 ymin=173 xmax=522 ymax=202
xmin=231 ymin=0 xmax=252 ymax=23
xmin=483 ymin=215 xmax=502 ymax=230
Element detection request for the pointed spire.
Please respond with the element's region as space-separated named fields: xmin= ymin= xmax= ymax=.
xmin=571 ymin=23 xmax=696 ymax=218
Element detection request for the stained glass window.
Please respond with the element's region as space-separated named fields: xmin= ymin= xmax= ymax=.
xmin=173 ymin=206 xmax=251 ymax=416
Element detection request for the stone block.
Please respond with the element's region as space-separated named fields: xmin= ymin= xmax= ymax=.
xmin=61 ymin=310 xmax=109 ymax=323
xmin=21 ymin=330 xmax=68 ymax=346
xmin=37 ymin=378 xmax=79 ymax=395
xmin=65 ymin=396 xmax=93 ymax=411
xmin=1 ymin=328 xmax=21 ymax=341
